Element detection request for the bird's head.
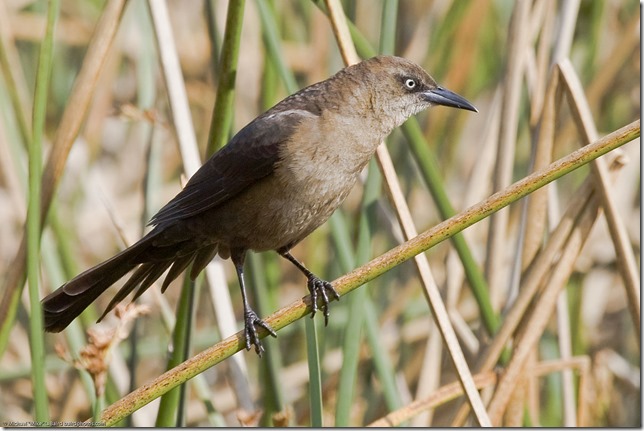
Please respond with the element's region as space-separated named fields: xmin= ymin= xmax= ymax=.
xmin=344 ymin=56 xmax=478 ymax=131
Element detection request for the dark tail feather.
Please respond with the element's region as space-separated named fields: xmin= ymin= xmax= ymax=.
xmin=161 ymin=255 xmax=193 ymax=293
xmin=190 ymin=244 xmax=218 ymax=279
xmin=131 ymin=261 xmax=173 ymax=302
xmin=97 ymin=263 xmax=155 ymax=322
xmin=42 ymin=235 xmax=156 ymax=332
xmin=42 ymin=229 xmax=220 ymax=332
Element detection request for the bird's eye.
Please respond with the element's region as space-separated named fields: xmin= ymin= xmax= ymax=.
xmin=404 ymin=78 xmax=417 ymax=90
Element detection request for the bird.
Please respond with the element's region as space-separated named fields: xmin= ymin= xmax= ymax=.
xmin=41 ymin=55 xmax=477 ymax=355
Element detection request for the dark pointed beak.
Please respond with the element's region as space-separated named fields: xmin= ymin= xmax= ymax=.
xmin=423 ymin=87 xmax=478 ymax=112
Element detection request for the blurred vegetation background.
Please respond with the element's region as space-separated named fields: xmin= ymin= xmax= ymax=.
xmin=0 ymin=0 xmax=640 ymax=427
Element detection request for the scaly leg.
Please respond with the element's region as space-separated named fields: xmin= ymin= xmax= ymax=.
xmin=231 ymin=249 xmax=276 ymax=356
xmin=278 ymin=249 xmax=340 ymax=326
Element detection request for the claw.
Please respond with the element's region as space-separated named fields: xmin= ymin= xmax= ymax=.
xmin=307 ymin=276 xmax=340 ymax=326
xmin=243 ymin=309 xmax=277 ymax=356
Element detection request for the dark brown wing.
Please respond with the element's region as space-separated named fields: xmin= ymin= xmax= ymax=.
xmin=149 ymin=109 xmax=315 ymax=227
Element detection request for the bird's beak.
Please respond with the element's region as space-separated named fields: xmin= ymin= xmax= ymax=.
xmin=423 ymin=87 xmax=478 ymax=112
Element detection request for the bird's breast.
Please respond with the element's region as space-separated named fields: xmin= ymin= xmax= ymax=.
xmin=206 ymin=112 xmax=384 ymax=252
xmin=280 ymin=111 xmax=382 ymax=180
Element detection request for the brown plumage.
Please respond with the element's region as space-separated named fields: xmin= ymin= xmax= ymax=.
xmin=41 ymin=56 xmax=477 ymax=355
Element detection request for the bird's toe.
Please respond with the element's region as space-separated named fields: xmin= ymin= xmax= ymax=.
xmin=307 ymin=276 xmax=340 ymax=326
xmin=243 ymin=309 xmax=276 ymax=357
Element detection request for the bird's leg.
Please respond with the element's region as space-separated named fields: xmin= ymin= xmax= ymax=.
xmin=278 ymin=249 xmax=340 ymax=326
xmin=231 ymin=249 xmax=276 ymax=356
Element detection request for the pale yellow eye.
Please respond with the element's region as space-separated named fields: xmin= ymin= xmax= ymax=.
xmin=404 ymin=78 xmax=417 ymax=90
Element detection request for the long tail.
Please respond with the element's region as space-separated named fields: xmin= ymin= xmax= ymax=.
xmin=41 ymin=230 xmax=218 ymax=332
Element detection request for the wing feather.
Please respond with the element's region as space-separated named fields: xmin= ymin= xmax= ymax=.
xmin=149 ymin=109 xmax=318 ymax=226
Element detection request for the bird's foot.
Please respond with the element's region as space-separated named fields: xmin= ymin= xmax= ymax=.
xmin=307 ymin=275 xmax=340 ymax=326
xmin=243 ymin=309 xmax=277 ymax=357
